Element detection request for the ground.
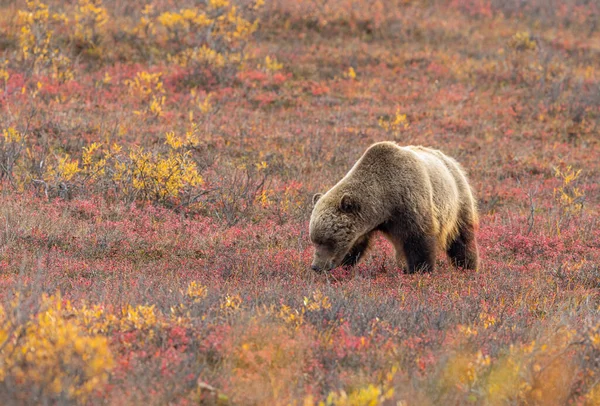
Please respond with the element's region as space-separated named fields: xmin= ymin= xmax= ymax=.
xmin=0 ymin=0 xmax=599 ymax=404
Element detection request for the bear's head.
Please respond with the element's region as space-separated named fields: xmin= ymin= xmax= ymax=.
xmin=309 ymin=191 xmax=361 ymax=272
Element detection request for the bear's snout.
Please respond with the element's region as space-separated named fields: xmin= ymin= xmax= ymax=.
xmin=310 ymin=261 xmax=332 ymax=273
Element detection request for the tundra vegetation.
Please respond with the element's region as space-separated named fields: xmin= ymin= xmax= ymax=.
xmin=0 ymin=0 xmax=599 ymax=404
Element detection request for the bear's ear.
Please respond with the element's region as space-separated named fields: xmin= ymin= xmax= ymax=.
xmin=339 ymin=194 xmax=358 ymax=213
xmin=312 ymin=193 xmax=323 ymax=206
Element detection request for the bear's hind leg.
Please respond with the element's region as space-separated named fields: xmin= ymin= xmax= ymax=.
xmin=341 ymin=233 xmax=372 ymax=267
xmin=403 ymin=234 xmax=436 ymax=273
xmin=447 ymin=223 xmax=479 ymax=270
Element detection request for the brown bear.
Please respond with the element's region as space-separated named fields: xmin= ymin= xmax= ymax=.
xmin=309 ymin=142 xmax=479 ymax=274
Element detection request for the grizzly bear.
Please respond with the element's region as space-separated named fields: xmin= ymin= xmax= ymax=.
xmin=309 ymin=142 xmax=479 ymax=274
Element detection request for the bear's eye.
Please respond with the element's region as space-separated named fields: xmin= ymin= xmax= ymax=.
xmin=315 ymin=239 xmax=334 ymax=249
xmin=312 ymin=237 xmax=325 ymax=246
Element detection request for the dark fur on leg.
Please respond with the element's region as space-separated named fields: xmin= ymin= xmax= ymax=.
xmin=447 ymin=224 xmax=479 ymax=270
xmin=403 ymin=234 xmax=436 ymax=273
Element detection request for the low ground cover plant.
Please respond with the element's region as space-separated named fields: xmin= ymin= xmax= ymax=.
xmin=0 ymin=0 xmax=599 ymax=404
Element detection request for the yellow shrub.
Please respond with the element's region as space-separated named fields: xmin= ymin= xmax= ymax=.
xmin=158 ymin=9 xmax=212 ymax=33
xmin=554 ymin=165 xmax=584 ymax=216
xmin=0 ymin=60 xmax=9 ymax=87
xmin=186 ymin=281 xmax=208 ymax=302
xmin=303 ymin=290 xmax=332 ymax=312
xmin=125 ymin=71 xmax=164 ymax=97
xmin=169 ymin=45 xmax=227 ymax=69
xmin=17 ymin=0 xmax=51 ymax=62
xmin=323 ymin=384 xmax=394 ymax=406
xmin=227 ymin=318 xmax=315 ymax=405
xmin=278 ymin=304 xmax=304 ymax=329
xmin=0 ymin=294 xmax=113 ymax=402
xmin=121 ymin=304 xmax=159 ymax=331
xmin=149 ymin=1 xmax=260 ymax=77
xmin=73 ymin=304 xmax=118 ymax=335
xmin=45 ymin=154 xmax=80 ymax=182
xmin=485 ymin=356 xmax=522 ymax=404
xmin=125 ymin=71 xmax=166 ymax=116
xmin=277 ymin=290 xmax=332 ymax=330
xmin=127 ymin=145 xmax=203 ymax=201
xmin=43 ymin=129 xmax=204 ymax=203
xmin=306 ymin=367 xmax=397 ymax=406
xmin=508 ymin=31 xmax=537 ymax=51
xmin=264 ymin=55 xmax=283 ymax=72
xmin=344 ymin=66 xmax=357 ymax=80
xmin=131 ymin=4 xmax=156 ymax=39
xmin=378 ymin=108 xmax=409 ymax=135
xmin=586 ymin=384 xmax=600 ymax=405
xmin=73 ymin=0 xmax=108 ymax=48
xmin=221 ymin=294 xmax=243 ymax=312
xmin=17 ymin=1 xmax=73 ymax=80
xmin=2 ymin=127 xmax=23 ymax=144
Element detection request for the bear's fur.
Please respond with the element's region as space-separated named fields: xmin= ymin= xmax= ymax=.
xmin=309 ymin=142 xmax=479 ymax=273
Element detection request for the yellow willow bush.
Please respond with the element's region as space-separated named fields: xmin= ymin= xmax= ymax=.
xmin=0 ymin=293 xmax=113 ymax=403
xmin=11 ymin=0 xmax=262 ymax=83
xmin=16 ymin=0 xmax=73 ymax=81
xmin=41 ymin=128 xmax=204 ymax=204
xmin=554 ymin=165 xmax=585 ymax=217
xmin=72 ymin=0 xmax=108 ymax=49
xmin=141 ymin=0 xmax=263 ymax=82
xmin=430 ymin=321 xmax=600 ymax=405
xmin=278 ymin=290 xmax=333 ymax=330
xmin=302 ymin=367 xmax=397 ymax=406
xmin=225 ymin=317 xmax=314 ymax=405
xmin=74 ymin=303 xmax=167 ymax=345
xmin=124 ymin=70 xmax=166 ymax=118
xmin=0 ymin=60 xmax=8 ymax=91
xmin=508 ymin=31 xmax=537 ymax=51
xmin=378 ymin=107 xmax=409 ymax=138
xmin=15 ymin=0 xmax=111 ymax=78
xmin=186 ymin=281 xmax=208 ymax=303
xmin=0 ymin=128 xmax=29 ymax=188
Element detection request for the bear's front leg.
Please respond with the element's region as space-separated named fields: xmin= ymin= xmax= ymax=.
xmin=402 ymin=233 xmax=436 ymax=273
xmin=341 ymin=233 xmax=372 ymax=267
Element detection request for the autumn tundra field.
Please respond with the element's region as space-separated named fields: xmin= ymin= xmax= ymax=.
xmin=0 ymin=0 xmax=599 ymax=404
